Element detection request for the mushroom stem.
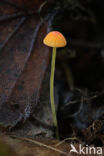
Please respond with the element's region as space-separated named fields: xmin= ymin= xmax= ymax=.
xmin=50 ymin=47 xmax=59 ymax=139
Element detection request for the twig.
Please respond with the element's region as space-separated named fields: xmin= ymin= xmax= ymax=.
xmin=11 ymin=135 xmax=69 ymax=156
xmin=0 ymin=16 xmax=26 ymax=51
xmin=66 ymin=91 xmax=104 ymax=106
xmin=55 ymin=137 xmax=78 ymax=147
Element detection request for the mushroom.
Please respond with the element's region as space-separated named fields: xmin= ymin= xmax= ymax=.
xmin=43 ymin=31 xmax=67 ymax=138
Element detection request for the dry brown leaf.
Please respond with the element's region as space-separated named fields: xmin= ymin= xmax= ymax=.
xmin=0 ymin=135 xmax=103 ymax=156
xmin=0 ymin=0 xmax=53 ymax=130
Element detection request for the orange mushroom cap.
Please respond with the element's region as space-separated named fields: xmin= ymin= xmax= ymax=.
xmin=43 ymin=31 xmax=67 ymax=48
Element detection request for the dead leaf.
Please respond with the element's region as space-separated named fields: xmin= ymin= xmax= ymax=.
xmin=0 ymin=134 xmax=103 ymax=156
xmin=0 ymin=135 xmax=70 ymax=156
xmin=0 ymin=0 xmax=52 ymax=130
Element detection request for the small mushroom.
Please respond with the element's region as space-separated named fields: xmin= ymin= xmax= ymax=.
xmin=43 ymin=31 xmax=67 ymax=138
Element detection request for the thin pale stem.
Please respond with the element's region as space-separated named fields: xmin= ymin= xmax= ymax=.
xmin=50 ymin=47 xmax=59 ymax=139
